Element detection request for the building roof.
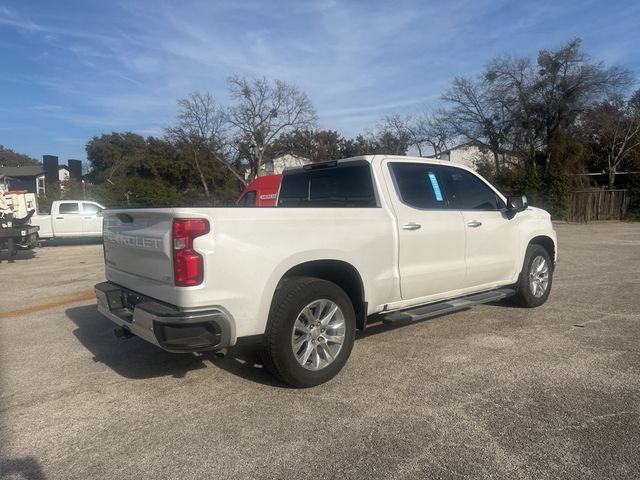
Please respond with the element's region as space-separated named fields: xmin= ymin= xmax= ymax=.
xmin=0 ymin=165 xmax=45 ymax=177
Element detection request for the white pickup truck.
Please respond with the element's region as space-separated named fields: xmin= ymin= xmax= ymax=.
xmin=95 ymin=155 xmax=557 ymax=387
xmin=31 ymin=200 xmax=104 ymax=239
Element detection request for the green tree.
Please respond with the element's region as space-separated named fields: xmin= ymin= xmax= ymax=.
xmin=85 ymin=132 xmax=147 ymax=185
xmin=270 ymin=129 xmax=343 ymax=163
xmin=86 ymin=133 xmax=183 ymax=206
xmin=0 ymin=145 xmax=39 ymax=167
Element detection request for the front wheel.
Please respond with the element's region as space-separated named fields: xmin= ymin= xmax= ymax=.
xmin=261 ymin=277 xmax=356 ymax=388
xmin=513 ymin=244 xmax=553 ymax=307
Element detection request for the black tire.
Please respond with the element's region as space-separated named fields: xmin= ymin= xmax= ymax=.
xmin=513 ymin=244 xmax=553 ymax=308
xmin=261 ymin=277 xmax=356 ymax=388
xmin=7 ymin=237 xmax=16 ymax=256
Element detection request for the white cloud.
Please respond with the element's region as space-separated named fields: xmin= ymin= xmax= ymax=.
xmin=2 ymin=0 xmax=640 ymax=159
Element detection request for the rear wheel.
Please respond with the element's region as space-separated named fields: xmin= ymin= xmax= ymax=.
xmin=513 ymin=244 xmax=553 ymax=307
xmin=261 ymin=277 xmax=356 ymax=387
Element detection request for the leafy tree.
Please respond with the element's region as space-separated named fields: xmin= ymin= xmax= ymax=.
xmin=338 ymin=134 xmax=377 ymax=157
xmin=85 ymin=132 xmax=147 ymax=185
xmin=0 ymin=145 xmax=39 ymax=166
xmin=270 ymin=129 xmax=343 ymax=163
xmin=376 ymin=131 xmax=409 ymax=155
xmin=86 ymin=133 xmax=184 ymax=205
xmin=336 ymin=130 xmax=412 ymax=157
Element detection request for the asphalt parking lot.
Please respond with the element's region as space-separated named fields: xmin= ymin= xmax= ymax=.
xmin=1 ymin=223 xmax=639 ymax=479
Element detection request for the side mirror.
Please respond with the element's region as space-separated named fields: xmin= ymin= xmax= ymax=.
xmin=96 ymin=210 xmax=104 ymax=218
xmin=506 ymin=194 xmax=528 ymax=213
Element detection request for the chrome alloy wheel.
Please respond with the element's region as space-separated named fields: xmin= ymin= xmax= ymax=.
xmin=529 ymin=256 xmax=549 ymax=298
xmin=291 ymin=299 xmax=346 ymax=371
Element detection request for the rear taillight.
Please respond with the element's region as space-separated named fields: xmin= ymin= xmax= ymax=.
xmin=172 ymin=218 xmax=210 ymax=287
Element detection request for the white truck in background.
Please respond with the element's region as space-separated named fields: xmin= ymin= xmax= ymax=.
xmin=95 ymin=155 xmax=557 ymax=387
xmin=31 ymin=200 xmax=105 ymax=239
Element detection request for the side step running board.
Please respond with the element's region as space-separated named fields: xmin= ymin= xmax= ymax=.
xmin=382 ymin=288 xmax=516 ymax=327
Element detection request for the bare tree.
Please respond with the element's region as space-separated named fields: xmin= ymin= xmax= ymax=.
xmin=484 ymin=39 xmax=631 ymax=170
xmin=485 ymin=55 xmax=539 ymax=167
xmin=377 ymin=115 xmax=414 ymax=154
xmin=533 ymin=39 xmax=630 ymax=168
xmin=418 ymin=111 xmax=452 ymax=158
xmin=441 ymin=76 xmax=511 ymax=173
xmin=379 ymin=112 xmax=451 ymax=157
xmin=584 ymin=94 xmax=640 ymax=188
xmin=167 ymin=92 xmax=246 ymax=196
xmin=227 ymin=76 xmax=317 ymax=179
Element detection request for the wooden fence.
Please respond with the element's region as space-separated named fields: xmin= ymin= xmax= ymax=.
xmin=568 ymin=189 xmax=630 ymax=222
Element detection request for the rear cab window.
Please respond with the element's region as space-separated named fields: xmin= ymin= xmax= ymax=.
xmin=278 ymin=160 xmax=377 ymax=207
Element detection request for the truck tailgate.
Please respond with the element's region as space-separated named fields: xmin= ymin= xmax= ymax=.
xmin=103 ymin=210 xmax=174 ymax=285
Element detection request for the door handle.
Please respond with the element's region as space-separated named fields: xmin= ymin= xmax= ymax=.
xmin=466 ymin=220 xmax=482 ymax=228
xmin=56 ymin=217 xmax=64 ymax=220
xmin=402 ymin=222 xmax=422 ymax=231
xmin=84 ymin=217 xmax=92 ymax=219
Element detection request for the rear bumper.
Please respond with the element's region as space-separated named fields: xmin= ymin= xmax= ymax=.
xmin=95 ymin=282 xmax=235 ymax=353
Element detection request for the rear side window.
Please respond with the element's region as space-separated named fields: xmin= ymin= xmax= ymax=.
xmin=439 ymin=166 xmax=503 ymax=210
xmin=278 ymin=163 xmax=377 ymax=207
xmin=389 ymin=163 xmax=446 ymax=209
xmin=59 ymin=202 xmax=79 ymax=214
xmin=238 ymin=191 xmax=256 ymax=207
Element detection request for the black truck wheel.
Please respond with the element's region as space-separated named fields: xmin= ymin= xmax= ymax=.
xmin=7 ymin=237 xmax=16 ymax=256
xmin=261 ymin=277 xmax=356 ymax=388
xmin=513 ymin=244 xmax=553 ymax=307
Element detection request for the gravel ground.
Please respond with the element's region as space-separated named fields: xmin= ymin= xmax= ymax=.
xmin=0 ymin=223 xmax=639 ymax=479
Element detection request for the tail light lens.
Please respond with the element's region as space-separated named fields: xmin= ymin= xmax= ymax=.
xmin=172 ymin=218 xmax=210 ymax=286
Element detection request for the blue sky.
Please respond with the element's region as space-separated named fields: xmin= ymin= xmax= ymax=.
xmin=1 ymin=0 xmax=639 ymax=163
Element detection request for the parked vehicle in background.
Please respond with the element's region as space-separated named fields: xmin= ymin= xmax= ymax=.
xmin=3 ymin=191 xmax=38 ymax=218
xmin=237 ymin=174 xmax=281 ymax=206
xmin=0 ymin=194 xmax=38 ymax=260
xmin=95 ymin=155 xmax=557 ymax=387
xmin=31 ymin=200 xmax=105 ymax=239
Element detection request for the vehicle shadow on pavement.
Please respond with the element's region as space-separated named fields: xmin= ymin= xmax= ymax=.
xmin=0 ymin=457 xmax=46 ymax=480
xmin=66 ymin=305 xmax=210 ymax=380
xmin=65 ymin=304 xmax=287 ymax=387
xmin=206 ymin=346 xmax=290 ymax=388
xmin=0 ymin=249 xmax=36 ymax=263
